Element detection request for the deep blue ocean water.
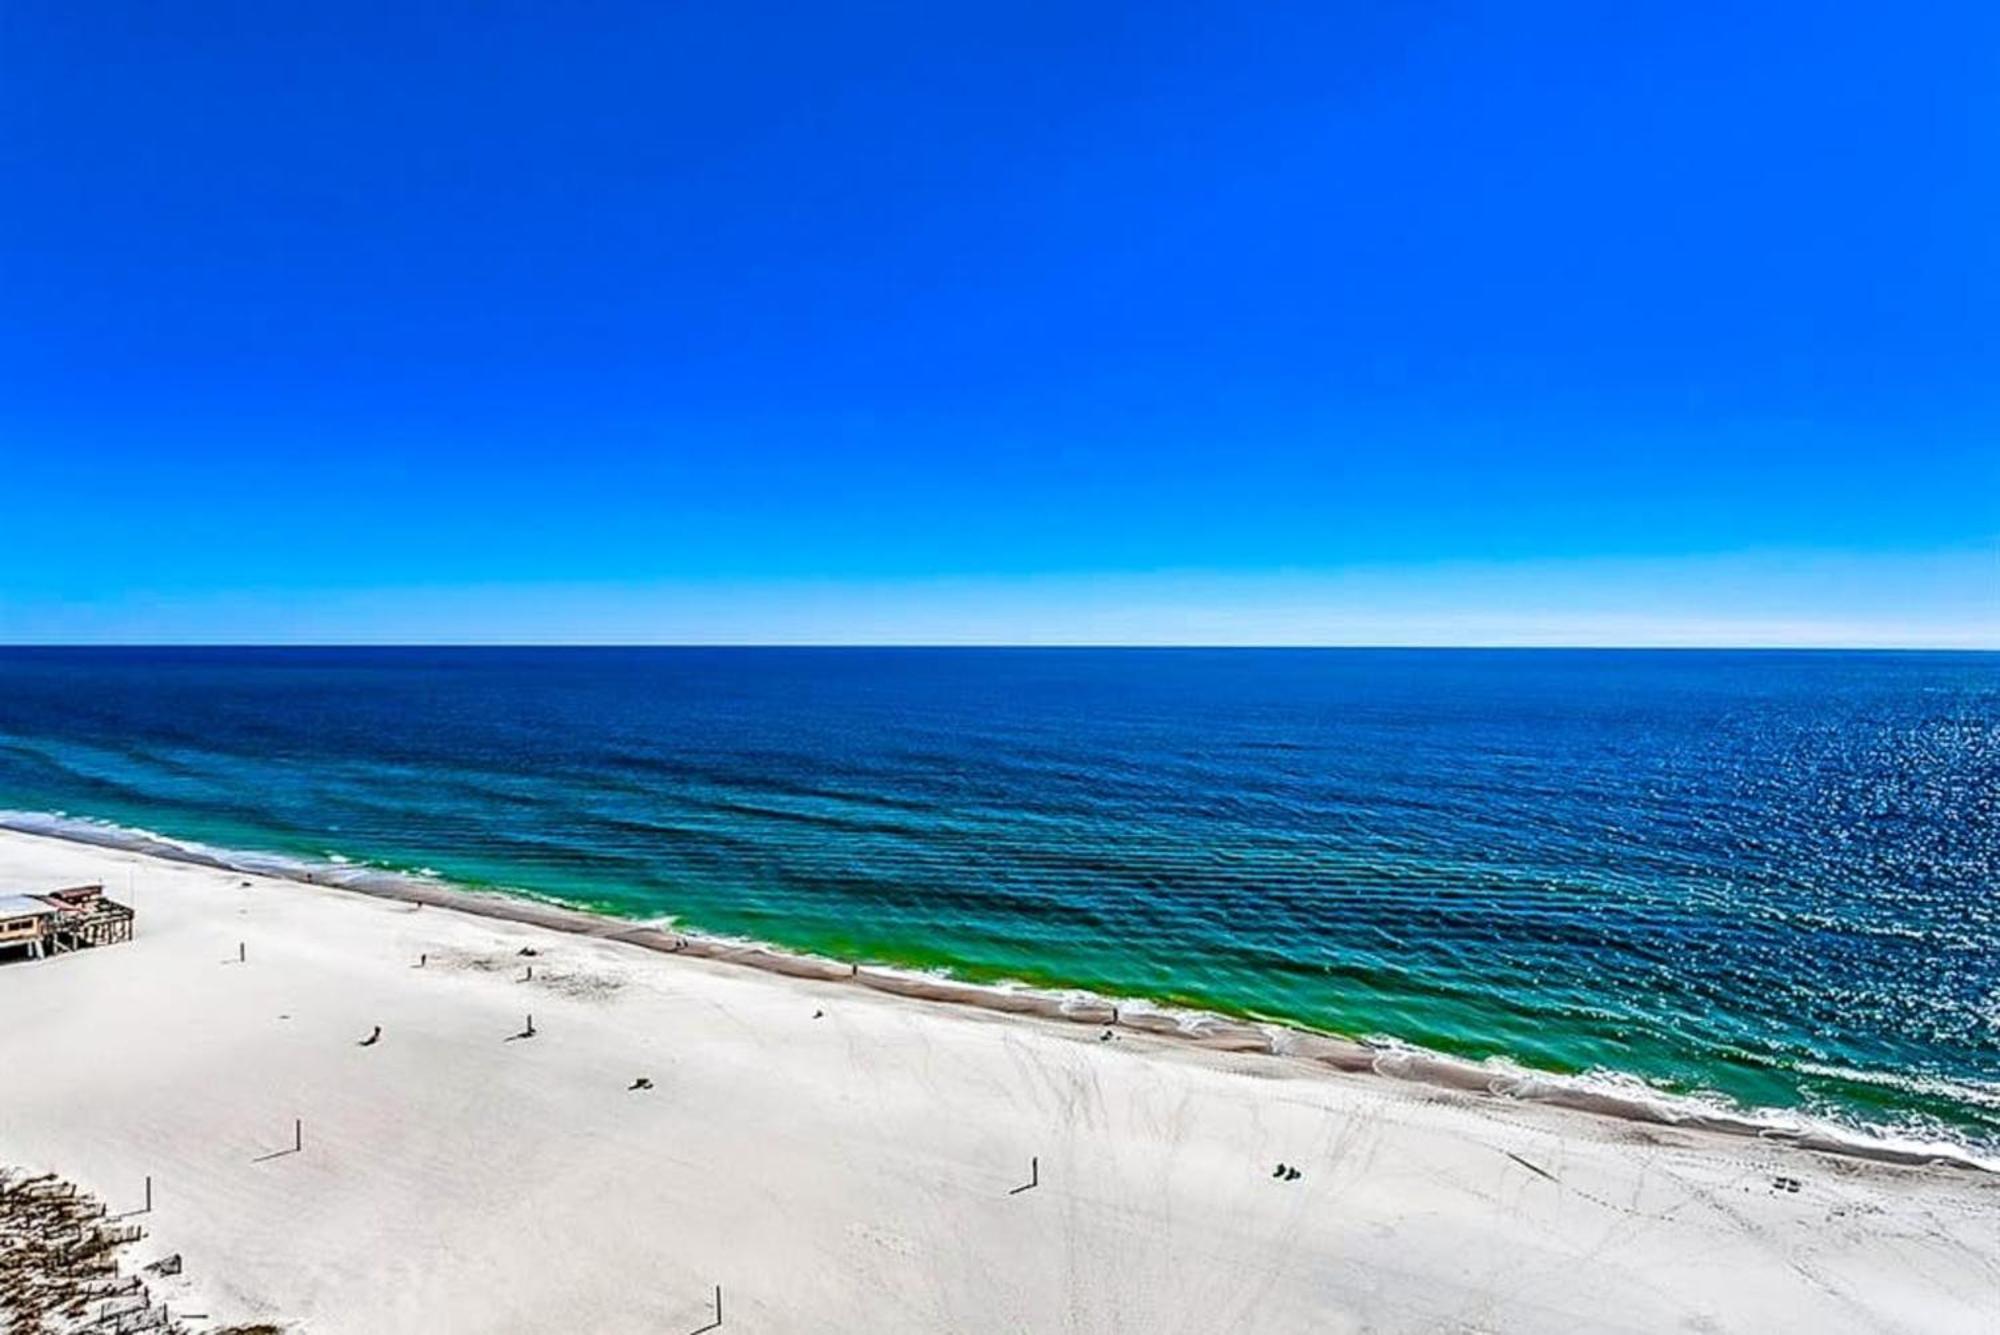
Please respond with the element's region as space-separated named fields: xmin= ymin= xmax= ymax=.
xmin=0 ymin=647 xmax=1993 ymax=1151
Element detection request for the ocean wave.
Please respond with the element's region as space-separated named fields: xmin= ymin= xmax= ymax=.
xmin=1789 ymin=1058 xmax=2000 ymax=1113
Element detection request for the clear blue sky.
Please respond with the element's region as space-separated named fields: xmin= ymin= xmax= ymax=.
xmin=2 ymin=2 xmax=1994 ymax=644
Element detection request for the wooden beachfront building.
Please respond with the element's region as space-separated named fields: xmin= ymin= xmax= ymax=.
xmin=0 ymin=884 xmax=135 ymax=961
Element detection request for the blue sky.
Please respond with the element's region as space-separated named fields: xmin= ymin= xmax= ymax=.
xmin=2 ymin=2 xmax=1994 ymax=644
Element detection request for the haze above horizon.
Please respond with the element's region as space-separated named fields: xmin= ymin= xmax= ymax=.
xmin=3 ymin=3 xmax=1995 ymax=647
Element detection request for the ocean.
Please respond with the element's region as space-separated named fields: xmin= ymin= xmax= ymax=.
xmin=0 ymin=646 xmax=1993 ymax=1156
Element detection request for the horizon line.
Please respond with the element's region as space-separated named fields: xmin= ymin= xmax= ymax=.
xmin=3 ymin=643 xmax=1994 ymax=653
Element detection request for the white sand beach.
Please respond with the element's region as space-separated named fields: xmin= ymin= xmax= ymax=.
xmin=0 ymin=826 xmax=1993 ymax=1333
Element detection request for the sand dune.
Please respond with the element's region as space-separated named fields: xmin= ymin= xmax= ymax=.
xmin=0 ymin=828 xmax=1993 ymax=1332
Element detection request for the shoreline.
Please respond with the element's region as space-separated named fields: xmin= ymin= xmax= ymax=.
xmin=5 ymin=808 xmax=1991 ymax=1175
xmin=3 ymin=821 xmax=1996 ymax=1331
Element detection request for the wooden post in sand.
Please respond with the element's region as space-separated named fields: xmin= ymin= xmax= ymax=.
xmin=238 ymin=941 xmax=246 ymax=964
xmin=119 ymin=1174 xmax=153 ymax=1216
xmin=251 ymin=1118 xmax=304 ymax=1163
xmin=688 ymin=1284 xmax=723 ymax=1333
xmin=1008 ymin=1156 xmax=1040 ymax=1195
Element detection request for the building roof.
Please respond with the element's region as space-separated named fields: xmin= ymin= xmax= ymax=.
xmin=0 ymin=894 xmax=59 ymax=919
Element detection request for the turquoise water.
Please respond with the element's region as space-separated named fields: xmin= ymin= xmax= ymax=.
xmin=0 ymin=647 xmax=1994 ymax=1152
